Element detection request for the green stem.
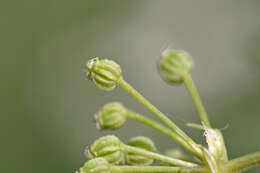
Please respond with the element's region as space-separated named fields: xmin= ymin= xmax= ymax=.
xmin=225 ymin=151 xmax=260 ymax=172
xmin=126 ymin=110 xmax=197 ymax=156
xmin=118 ymin=78 xmax=202 ymax=157
xmin=121 ymin=144 xmax=199 ymax=168
xmin=183 ymin=74 xmax=211 ymax=128
xmin=111 ymin=165 xmax=206 ymax=173
xmin=186 ymin=123 xmax=204 ymax=131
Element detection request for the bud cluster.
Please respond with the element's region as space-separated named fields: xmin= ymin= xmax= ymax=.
xmin=78 ymin=50 xmax=235 ymax=173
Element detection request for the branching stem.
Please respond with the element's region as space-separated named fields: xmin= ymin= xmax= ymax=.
xmin=126 ymin=110 xmax=198 ymax=157
xmin=118 ymin=78 xmax=203 ymax=157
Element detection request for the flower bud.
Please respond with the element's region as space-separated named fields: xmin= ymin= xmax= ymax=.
xmin=85 ymin=58 xmax=122 ymax=91
xmin=90 ymin=135 xmax=124 ymax=164
xmin=126 ymin=136 xmax=157 ymax=165
xmin=95 ymin=102 xmax=127 ymax=130
xmin=159 ymin=49 xmax=193 ymax=84
xmin=79 ymin=158 xmax=111 ymax=173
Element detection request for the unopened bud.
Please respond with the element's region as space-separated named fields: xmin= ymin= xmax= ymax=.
xmin=79 ymin=158 xmax=111 ymax=173
xmin=90 ymin=135 xmax=124 ymax=164
xmin=126 ymin=136 xmax=157 ymax=165
xmin=85 ymin=58 xmax=122 ymax=91
xmin=96 ymin=102 xmax=127 ymax=130
xmin=159 ymin=49 xmax=193 ymax=84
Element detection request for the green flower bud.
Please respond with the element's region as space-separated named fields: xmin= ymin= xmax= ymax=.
xmin=85 ymin=58 xmax=122 ymax=91
xmin=126 ymin=136 xmax=157 ymax=165
xmin=159 ymin=49 xmax=193 ymax=84
xmin=204 ymin=128 xmax=228 ymax=164
xmin=95 ymin=102 xmax=127 ymax=130
xmin=79 ymin=158 xmax=111 ymax=173
xmin=90 ymin=135 xmax=124 ymax=164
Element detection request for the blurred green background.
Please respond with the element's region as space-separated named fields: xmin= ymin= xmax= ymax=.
xmin=1 ymin=0 xmax=260 ymax=172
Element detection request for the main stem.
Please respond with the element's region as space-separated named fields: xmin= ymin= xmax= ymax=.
xmin=121 ymin=144 xmax=199 ymax=168
xmin=126 ymin=110 xmax=198 ymax=156
xmin=183 ymin=74 xmax=211 ymax=128
xmin=111 ymin=165 xmax=206 ymax=173
xmin=225 ymin=151 xmax=260 ymax=172
xmin=118 ymin=78 xmax=202 ymax=157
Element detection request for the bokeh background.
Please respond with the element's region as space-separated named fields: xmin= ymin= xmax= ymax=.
xmin=1 ymin=0 xmax=260 ymax=172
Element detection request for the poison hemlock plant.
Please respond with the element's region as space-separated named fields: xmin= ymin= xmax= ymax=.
xmin=79 ymin=49 xmax=260 ymax=173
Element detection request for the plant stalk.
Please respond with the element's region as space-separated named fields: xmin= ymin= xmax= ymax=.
xmin=224 ymin=151 xmax=260 ymax=172
xmin=126 ymin=110 xmax=198 ymax=156
xmin=110 ymin=165 xmax=206 ymax=173
xmin=118 ymin=78 xmax=203 ymax=157
xmin=183 ymin=74 xmax=211 ymax=128
xmin=121 ymin=142 xmax=199 ymax=167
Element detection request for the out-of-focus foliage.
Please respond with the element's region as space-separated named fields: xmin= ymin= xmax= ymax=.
xmin=0 ymin=0 xmax=260 ymax=173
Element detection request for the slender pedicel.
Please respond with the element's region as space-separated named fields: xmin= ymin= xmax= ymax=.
xmin=186 ymin=123 xmax=204 ymax=130
xmin=121 ymin=143 xmax=199 ymax=168
xmin=79 ymin=158 xmax=205 ymax=173
xmin=183 ymin=74 xmax=211 ymax=128
xmin=110 ymin=165 xmax=205 ymax=173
